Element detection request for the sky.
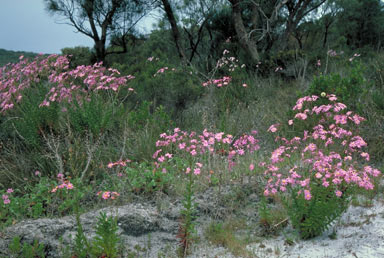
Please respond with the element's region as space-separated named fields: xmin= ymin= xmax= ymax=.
xmin=0 ymin=0 xmax=155 ymax=54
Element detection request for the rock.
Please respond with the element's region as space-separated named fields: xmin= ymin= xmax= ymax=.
xmin=0 ymin=202 xmax=179 ymax=257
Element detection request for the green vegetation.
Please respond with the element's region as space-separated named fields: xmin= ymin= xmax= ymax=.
xmin=1 ymin=0 xmax=384 ymax=256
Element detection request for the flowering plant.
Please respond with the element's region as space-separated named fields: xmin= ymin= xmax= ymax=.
xmin=153 ymin=128 xmax=260 ymax=185
xmin=262 ymin=94 xmax=381 ymax=239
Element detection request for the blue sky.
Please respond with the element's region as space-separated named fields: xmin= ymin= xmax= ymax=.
xmin=0 ymin=0 xmax=154 ymax=54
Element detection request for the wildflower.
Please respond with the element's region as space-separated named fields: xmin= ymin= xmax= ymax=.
xmin=321 ymin=92 xmax=326 ymax=97
xmin=194 ymin=168 xmax=201 ymax=175
xmin=111 ymin=192 xmax=120 ymax=200
xmin=268 ymin=124 xmax=279 ymax=133
xmin=335 ymin=190 xmax=342 ymax=197
xmin=249 ymin=164 xmax=255 ymax=171
xmin=304 ymin=190 xmax=312 ymax=200
xmin=35 ymin=170 xmax=41 ymax=176
xmin=102 ymin=192 xmax=110 ymax=200
xmin=3 ymin=199 xmax=10 ymax=205
xmin=6 ymin=188 xmax=14 ymax=193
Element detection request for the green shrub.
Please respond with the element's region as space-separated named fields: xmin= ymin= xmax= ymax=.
xmin=306 ymin=60 xmax=368 ymax=112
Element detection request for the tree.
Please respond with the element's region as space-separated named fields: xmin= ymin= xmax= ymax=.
xmin=160 ymin=0 xmax=187 ymax=63
xmin=227 ymin=0 xmax=287 ymax=62
xmin=280 ymin=0 xmax=327 ymax=49
xmin=333 ymin=0 xmax=384 ymax=49
xmin=44 ymin=0 xmax=152 ymax=63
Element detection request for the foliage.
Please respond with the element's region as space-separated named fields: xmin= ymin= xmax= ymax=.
xmin=91 ymin=212 xmax=121 ymax=258
xmin=61 ymin=46 xmax=94 ymax=68
xmin=262 ymin=94 xmax=381 ymax=239
xmin=9 ymin=236 xmax=46 ymax=258
xmin=0 ymin=48 xmax=38 ymax=67
xmin=177 ymin=173 xmax=197 ymax=257
xmin=306 ymin=58 xmax=367 ymax=112
xmin=44 ymin=0 xmax=150 ymax=62
xmin=284 ymin=183 xmax=350 ymax=239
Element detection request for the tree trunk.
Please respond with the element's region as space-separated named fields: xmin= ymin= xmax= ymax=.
xmin=323 ymin=24 xmax=330 ymax=48
xmin=94 ymin=40 xmax=106 ymax=63
xmin=161 ymin=0 xmax=187 ymax=63
xmin=229 ymin=0 xmax=259 ymax=62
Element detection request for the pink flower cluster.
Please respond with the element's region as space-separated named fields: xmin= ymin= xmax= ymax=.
xmin=153 ymin=66 xmax=177 ymax=77
xmin=202 ymin=76 xmax=232 ymax=87
xmin=153 ymin=128 xmax=260 ymax=174
xmin=0 ymin=54 xmax=69 ymax=113
xmin=217 ymin=50 xmax=246 ymax=72
xmin=0 ymin=55 xmax=134 ymax=113
xmin=2 ymin=189 xmax=13 ymax=205
xmin=107 ymin=159 xmax=132 ymax=168
xmin=97 ymin=191 xmax=120 ymax=200
xmin=263 ymin=94 xmax=381 ymax=200
xmin=51 ymin=173 xmax=74 ymax=193
xmin=41 ymin=62 xmax=134 ymax=107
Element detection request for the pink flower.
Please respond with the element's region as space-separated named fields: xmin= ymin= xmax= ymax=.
xmin=35 ymin=170 xmax=41 ymax=176
xmin=249 ymin=164 xmax=255 ymax=171
xmin=3 ymin=199 xmax=10 ymax=205
xmin=294 ymin=113 xmax=307 ymax=120
xmin=185 ymin=167 xmax=191 ymax=174
xmin=258 ymin=162 xmax=266 ymax=167
xmin=304 ymin=190 xmax=312 ymax=200
xmin=360 ymin=152 xmax=370 ymax=161
xmin=268 ymin=124 xmax=279 ymax=133
xmin=102 ymin=191 xmax=110 ymax=200
xmin=6 ymin=188 xmax=13 ymax=194
xmin=335 ymin=190 xmax=342 ymax=197
xmin=194 ymin=168 xmax=201 ymax=175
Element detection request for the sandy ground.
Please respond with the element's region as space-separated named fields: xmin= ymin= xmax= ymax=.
xmin=187 ymin=198 xmax=384 ymax=258
xmin=247 ymin=199 xmax=384 ymax=258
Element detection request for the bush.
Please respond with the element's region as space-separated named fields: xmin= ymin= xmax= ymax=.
xmin=306 ymin=60 xmax=368 ymax=112
xmin=262 ymin=94 xmax=381 ymax=239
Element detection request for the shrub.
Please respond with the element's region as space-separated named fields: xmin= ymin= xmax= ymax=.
xmin=262 ymin=94 xmax=381 ymax=239
xmin=306 ymin=59 xmax=367 ymax=112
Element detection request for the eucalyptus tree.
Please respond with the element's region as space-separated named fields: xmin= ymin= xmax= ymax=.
xmin=227 ymin=0 xmax=327 ymax=62
xmin=158 ymin=0 xmax=225 ymax=64
xmin=44 ymin=0 xmax=154 ymax=63
xmin=332 ymin=0 xmax=384 ymax=49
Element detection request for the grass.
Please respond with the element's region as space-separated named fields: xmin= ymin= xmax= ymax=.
xmin=1 ymin=51 xmax=384 ymax=257
xmin=204 ymin=218 xmax=256 ymax=257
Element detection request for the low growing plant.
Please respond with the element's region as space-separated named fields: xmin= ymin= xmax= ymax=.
xmin=261 ymin=94 xmax=381 ymax=239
